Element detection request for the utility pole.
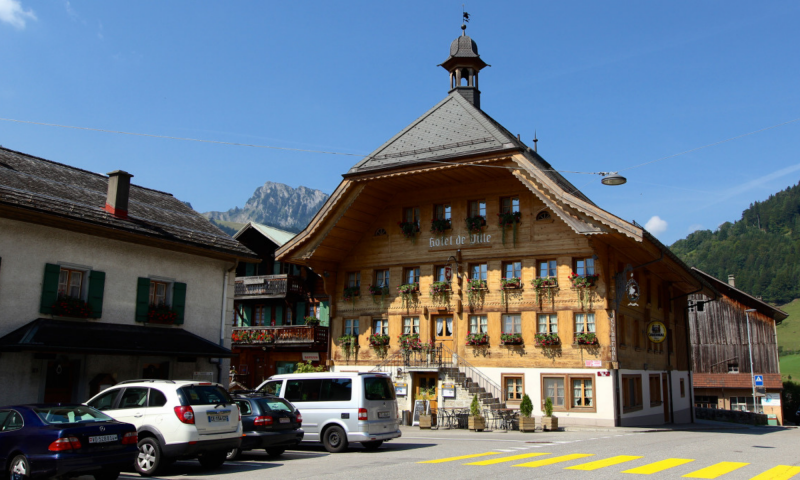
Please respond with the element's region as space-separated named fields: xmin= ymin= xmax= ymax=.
xmin=745 ymin=308 xmax=758 ymax=413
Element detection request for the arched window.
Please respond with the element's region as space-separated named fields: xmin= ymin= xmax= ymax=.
xmin=536 ymin=211 xmax=552 ymax=221
xmin=374 ymin=228 xmax=387 ymax=237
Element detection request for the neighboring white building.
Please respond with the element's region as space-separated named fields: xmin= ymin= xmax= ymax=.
xmin=0 ymin=147 xmax=257 ymax=405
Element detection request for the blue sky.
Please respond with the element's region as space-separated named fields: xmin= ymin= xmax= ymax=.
xmin=1 ymin=1 xmax=799 ymax=245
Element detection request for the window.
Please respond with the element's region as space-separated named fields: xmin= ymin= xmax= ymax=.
xmin=649 ymin=374 xmax=662 ymax=406
xmin=695 ymin=395 xmax=718 ymax=409
xmin=543 ymin=377 xmax=565 ymax=408
xmin=536 ymin=211 xmax=551 ymax=221
xmin=149 ymin=280 xmax=169 ymax=306
xmin=503 ymin=314 xmax=521 ymax=334
xmin=575 ymin=313 xmax=596 ymax=335
xmin=253 ymin=305 xmax=266 ymax=326
xmin=364 ymin=376 xmax=396 ymax=401
xmin=0 ymin=411 xmax=23 ymax=432
xmin=284 ymin=379 xmax=323 ymax=402
xmin=87 ymin=389 xmax=120 ymax=411
xmin=345 ymin=319 xmax=359 ymax=336
xmin=500 ymin=196 xmax=520 ymax=214
xmin=136 ymin=277 xmax=186 ymax=324
xmin=118 ymin=388 xmax=148 ymax=409
xmin=403 ymin=317 xmax=419 ymax=334
xmin=575 ymin=257 xmax=595 ymax=276
xmin=728 ymin=364 xmax=739 ymax=374
xmin=468 ymin=199 xmax=486 ymax=218
xmin=622 ymin=375 xmax=643 ymax=411
xmin=504 ymin=376 xmax=523 ymax=402
xmin=347 ymin=272 xmax=360 ymax=288
xmin=539 ymin=260 xmax=557 ymax=278
xmin=148 ymin=389 xmax=167 ymax=407
xmin=503 ymin=261 xmax=521 ymax=279
xmin=470 ymin=263 xmax=487 ymax=281
xmin=731 ymin=396 xmax=756 ymax=412
xmin=434 ymin=203 xmax=451 ymax=220
xmin=375 ymin=269 xmax=390 ymax=288
xmin=538 ymin=314 xmax=558 ymax=334
xmin=234 ymin=399 xmax=252 ymax=416
xmin=58 ymin=268 xmax=84 ymax=298
xmin=434 ymin=266 xmax=448 ymax=282
xmin=572 ymin=378 xmax=593 ymax=407
xmin=435 ymin=317 xmax=453 ymax=337
xmin=403 ymin=267 xmax=420 ymax=285
xmin=469 ymin=315 xmax=488 ymax=334
xmin=403 ymin=206 xmax=420 ymax=225
xmin=373 ymin=318 xmax=388 ymax=335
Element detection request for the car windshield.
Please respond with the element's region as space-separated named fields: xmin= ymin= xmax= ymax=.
xmin=364 ymin=376 xmax=396 ymax=401
xmin=35 ymin=406 xmax=113 ymax=424
xmin=178 ymin=385 xmax=232 ymax=406
xmin=257 ymin=398 xmax=294 ymax=413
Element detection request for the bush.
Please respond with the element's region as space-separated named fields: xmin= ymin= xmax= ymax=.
xmin=544 ymin=397 xmax=554 ymax=417
xmin=470 ymin=395 xmax=481 ymax=418
xmin=520 ymin=394 xmax=533 ymax=418
xmin=295 ymin=361 xmax=326 ymax=373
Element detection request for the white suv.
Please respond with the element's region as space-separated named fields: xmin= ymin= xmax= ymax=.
xmin=86 ymin=380 xmax=242 ymax=476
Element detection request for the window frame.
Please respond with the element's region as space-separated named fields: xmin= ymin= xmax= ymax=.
xmin=58 ymin=267 xmax=86 ymax=299
xmin=537 ymin=313 xmax=558 ymax=334
xmin=502 ymin=373 xmax=524 ymax=404
xmin=541 ymin=373 xmax=597 ymax=413
xmin=469 ymin=315 xmax=488 ymax=334
xmin=574 ymin=257 xmax=596 ymax=276
xmin=373 ymin=318 xmax=388 ymax=336
xmin=403 ymin=316 xmax=420 ymax=335
xmin=574 ymin=312 xmax=596 ymax=337
xmin=502 ymin=313 xmax=522 ymax=334
xmin=403 ymin=206 xmax=420 ymax=225
xmin=502 ymin=261 xmax=522 ymax=279
xmin=622 ymin=374 xmax=643 ymax=412
xmin=467 ymin=199 xmax=486 ymax=218
xmin=570 ymin=376 xmax=595 ymax=410
xmin=433 ymin=266 xmax=449 ymax=283
xmin=344 ymin=318 xmax=360 ymax=336
xmin=469 ymin=263 xmax=488 ymax=281
xmin=500 ymin=196 xmax=520 ymax=214
xmin=649 ymin=374 xmax=663 ymax=407
xmin=374 ymin=269 xmax=390 ymax=288
xmin=346 ymin=272 xmax=361 ymax=288
xmin=538 ymin=259 xmax=557 ymax=279
xmin=433 ymin=203 xmax=452 ymax=221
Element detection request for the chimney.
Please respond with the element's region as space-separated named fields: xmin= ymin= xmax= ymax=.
xmin=728 ymin=274 xmax=735 ymax=287
xmin=104 ymin=170 xmax=133 ymax=219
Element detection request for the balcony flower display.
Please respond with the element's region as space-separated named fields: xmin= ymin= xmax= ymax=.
xmin=369 ymin=284 xmax=390 ymax=309
xmin=304 ymin=316 xmax=320 ymax=326
xmin=535 ymin=333 xmax=560 ymax=347
xmin=343 ymin=286 xmax=360 ymax=305
xmin=465 ymin=215 xmax=486 ymax=234
xmin=466 ymin=332 xmax=489 ymax=346
xmin=398 ymin=283 xmax=419 ymax=308
xmin=500 ymin=332 xmax=523 ymax=345
xmin=466 ymin=279 xmax=487 ymax=304
xmin=232 ymin=329 xmax=274 ymax=344
xmin=575 ymin=332 xmax=599 ymax=346
xmin=569 ymin=272 xmax=600 ymax=288
xmin=429 ymin=281 xmax=451 ymax=304
xmin=497 ymin=211 xmax=522 ymax=246
xmin=399 ymin=333 xmax=422 ymax=353
xmin=430 ymin=218 xmax=452 ymax=236
xmin=501 ymin=277 xmax=521 ymax=289
xmin=51 ymin=296 xmax=93 ymax=319
xmin=147 ymin=303 xmax=178 ymax=324
xmin=336 ymin=334 xmax=358 ymax=361
xmin=369 ymin=333 xmax=390 ymax=347
xmin=532 ymin=276 xmax=559 ymax=303
xmin=397 ymin=220 xmax=420 ymax=242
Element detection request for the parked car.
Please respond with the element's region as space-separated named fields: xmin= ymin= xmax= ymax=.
xmin=0 ymin=404 xmax=138 ymax=480
xmin=85 ymin=380 xmax=241 ymax=476
xmin=255 ymin=372 xmax=400 ymax=453
xmin=226 ymin=392 xmax=304 ymax=460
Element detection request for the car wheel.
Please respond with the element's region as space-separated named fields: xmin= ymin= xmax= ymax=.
xmin=226 ymin=448 xmax=240 ymax=461
xmin=197 ymin=451 xmax=227 ymax=470
xmin=94 ymin=469 xmax=120 ymax=480
xmin=9 ymin=455 xmax=29 ymax=480
xmin=135 ymin=437 xmax=162 ymax=476
xmin=322 ymin=425 xmax=348 ymax=453
xmin=361 ymin=440 xmax=383 ymax=451
xmin=265 ymin=448 xmax=285 ymax=457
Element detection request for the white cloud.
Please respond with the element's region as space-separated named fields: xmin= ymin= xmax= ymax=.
xmin=688 ymin=224 xmax=704 ymax=233
xmin=645 ymin=216 xmax=668 ymax=236
xmin=0 ymin=0 xmax=36 ymax=29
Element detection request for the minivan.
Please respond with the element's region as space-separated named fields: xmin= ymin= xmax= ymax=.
xmin=255 ymin=372 xmax=400 ymax=453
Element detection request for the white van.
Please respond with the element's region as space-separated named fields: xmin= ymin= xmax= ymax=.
xmin=255 ymin=372 xmax=400 ymax=453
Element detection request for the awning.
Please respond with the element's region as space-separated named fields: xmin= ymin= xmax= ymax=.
xmin=0 ymin=318 xmax=233 ymax=358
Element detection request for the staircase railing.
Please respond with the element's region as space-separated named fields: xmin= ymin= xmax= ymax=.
xmin=441 ymin=344 xmax=503 ymax=406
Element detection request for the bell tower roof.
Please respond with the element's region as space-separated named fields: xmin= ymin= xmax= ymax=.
xmin=438 ymin=24 xmax=489 ymax=108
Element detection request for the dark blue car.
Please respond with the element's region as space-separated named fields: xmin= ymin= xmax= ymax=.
xmin=0 ymin=404 xmax=138 ymax=480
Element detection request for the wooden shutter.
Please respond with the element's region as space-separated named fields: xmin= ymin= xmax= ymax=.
xmin=319 ymin=301 xmax=330 ymax=327
xmin=296 ymin=302 xmax=306 ymax=324
xmin=245 ymin=262 xmax=255 ymax=276
xmin=273 ymin=262 xmax=281 ymax=275
xmin=87 ymin=270 xmax=106 ymax=318
xmin=275 ymin=305 xmax=284 ymax=326
xmin=39 ymin=263 xmax=61 ymax=314
xmin=172 ymin=282 xmax=187 ymax=325
xmin=135 ymin=277 xmax=151 ymax=323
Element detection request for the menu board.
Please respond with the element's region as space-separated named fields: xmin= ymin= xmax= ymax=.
xmin=441 ymin=383 xmax=456 ymax=398
xmin=412 ymin=400 xmax=428 ymax=426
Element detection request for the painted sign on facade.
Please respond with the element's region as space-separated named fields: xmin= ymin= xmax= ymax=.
xmin=428 ymin=232 xmax=492 ymax=248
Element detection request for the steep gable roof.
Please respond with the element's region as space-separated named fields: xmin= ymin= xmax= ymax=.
xmin=234 ymin=222 xmax=296 ymax=247
xmin=692 ymin=267 xmax=788 ymax=322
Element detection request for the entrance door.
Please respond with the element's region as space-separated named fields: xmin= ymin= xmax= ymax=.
xmin=434 ymin=316 xmax=454 ymax=353
xmin=662 ymin=374 xmax=671 ymax=423
xmin=416 ymin=373 xmax=438 ymax=412
xmin=44 ymin=360 xmax=76 ymax=403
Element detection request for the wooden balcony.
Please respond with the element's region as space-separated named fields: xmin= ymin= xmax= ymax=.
xmin=234 ymin=274 xmax=304 ymax=299
xmin=232 ymin=325 xmax=328 ymax=348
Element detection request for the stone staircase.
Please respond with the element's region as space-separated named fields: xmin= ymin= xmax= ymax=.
xmin=440 ymin=367 xmax=506 ymax=410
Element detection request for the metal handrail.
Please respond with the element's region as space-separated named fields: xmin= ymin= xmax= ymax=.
xmin=441 ymin=344 xmax=503 ymax=407
xmin=369 ymin=345 xmax=446 ymax=372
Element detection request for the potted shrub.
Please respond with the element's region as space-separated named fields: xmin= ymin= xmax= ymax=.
xmin=304 ymin=316 xmax=321 ymax=326
xmin=466 ymin=279 xmax=487 ymax=305
xmin=417 ymin=387 xmax=437 ymax=429
xmin=468 ymin=395 xmax=485 ymax=431
xmin=336 ymin=334 xmax=358 ymax=361
xmin=429 ymin=281 xmax=451 ymax=304
xmin=519 ymin=394 xmax=535 ymax=432
xmin=399 ymin=333 xmax=422 ymax=354
xmin=398 ymin=282 xmax=419 ymax=308
xmin=342 ymin=286 xmax=360 ymax=306
xmin=541 ymin=397 xmax=558 ymax=431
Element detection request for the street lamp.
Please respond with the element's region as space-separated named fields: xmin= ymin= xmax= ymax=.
xmin=600 ymin=172 xmax=627 ymax=186
xmin=745 ymin=308 xmax=758 ymax=413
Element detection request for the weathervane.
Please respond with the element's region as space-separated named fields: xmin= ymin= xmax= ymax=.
xmin=462 ymin=5 xmax=470 ymax=33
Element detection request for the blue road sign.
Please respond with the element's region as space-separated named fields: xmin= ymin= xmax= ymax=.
xmin=754 ymin=375 xmax=764 ymax=386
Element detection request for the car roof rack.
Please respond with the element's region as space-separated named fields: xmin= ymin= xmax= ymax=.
xmin=117 ymin=379 xmax=177 ymax=385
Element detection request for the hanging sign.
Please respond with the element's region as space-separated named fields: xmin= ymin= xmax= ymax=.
xmin=444 ymin=266 xmax=452 ymax=282
xmin=647 ymin=321 xmax=667 ymax=343
xmin=626 ymin=273 xmax=640 ymax=307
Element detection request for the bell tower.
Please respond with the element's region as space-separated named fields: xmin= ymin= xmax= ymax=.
xmin=439 ymin=24 xmax=489 ymax=109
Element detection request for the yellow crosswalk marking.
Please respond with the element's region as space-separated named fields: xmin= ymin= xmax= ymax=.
xmin=513 ymin=453 xmax=594 ymax=468
xmin=566 ymin=455 xmax=643 ymax=471
xmin=683 ymin=462 xmax=750 ymax=479
xmin=465 ymin=453 xmax=550 ymax=465
xmin=750 ymin=465 xmax=800 ymax=480
xmin=624 ymin=458 xmax=696 ymax=474
xmin=418 ymin=452 xmax=502 ymax=464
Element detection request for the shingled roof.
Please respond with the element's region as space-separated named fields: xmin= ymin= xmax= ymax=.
xmin=0 ymin=147 xmax=256 ymax=259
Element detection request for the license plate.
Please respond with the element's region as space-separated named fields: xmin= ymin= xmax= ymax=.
xmin=208 ymin=415 xmax=229 ymax=423
xmin=88 ymin=434 xmax=118 ymax=444
xmin=378 ymin=411 xmax=390 ymax=418
xmin=279 ymin=417 xmax=290 ymax=424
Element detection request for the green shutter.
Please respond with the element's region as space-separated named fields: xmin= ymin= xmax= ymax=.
xmin=319 ymin=301 xmax=330 ymax=327
xmin=273 ymin=262 xmax=281 ymax=275
xmin=87 ymin=270 xmax=106 ymax=318
xmin=246 ymin=263 xmax=255 ymax=276
xmin=40 ymin=263 xmax=61 ymax=314
xmin=136 ymin=277 xmax=151 ymax=323
xmin=242 ymin=305 xmax=251 ymax=326
xmin=275 ymin=305 xmax=283 ymax=326
xmin=296 ymin=302 xmax=306 ymax=323
xmin=172 ymin=282 xmax=187 ymax=325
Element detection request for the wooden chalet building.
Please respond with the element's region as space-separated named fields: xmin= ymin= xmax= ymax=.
xmin=275 ymin=27 xmax=713 ymax=427
xmin=230 ymin=222 xmax=329 ymax=388
xmin=689 ymin=269 xmax=787 ymax=424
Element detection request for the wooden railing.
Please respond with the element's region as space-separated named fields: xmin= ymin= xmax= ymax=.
xmin=234 ymin=274 xmax=304 ymax=298
xmin=232 ymin=325 xmax=328 ymax=346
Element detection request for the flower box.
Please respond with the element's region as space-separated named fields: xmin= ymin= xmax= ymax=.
xmin=232 ymin=329 xmax=274 ymax=344
xmin=430 ymin=218 xmax=452 ymax=235
xmin=343 ymin=286 xmax=361 ymax=303
xmin=399 ymin=333 xmax=422 ymax=352
xmin=304 ymin=316 xmax=320 ymax=326
xmin=534 ymin=333 xmax=561 ymax=347
xmin=369 ymin=285 xmax=389 ymax=296
xmin=531 ymin=277 xmax=558 ymax=289
xmin=497 ymin=211 xmax=522 ymax=228
xmin=51 ymin=296 xmax=93 ymax=319
xmin=569 ymin=273 xmax=599 ymax=288
xmin=429 ymin=281 xmax=451 ymax=295
xmin=466 ymin=333 xmax=489 ymax=346
xmin=147 ymin=304 xmax=179 ymax=324
xmin=501 ymin=278 xmax=522 ymax=289
xmin=500 ymin=333 xmax=523 ymax=345
xmin=575 ymin=333 xmax=599 ymax=346
xmin=397 ymin=220 xmax=420 ymax=240
xmin=467 ymin=279 xmax=487 ymax=292
xmin=398 ymin=283 xmax=420 ymax=294
xmin=465 ymin=215 xmax=487 ymax=234
xmin=369 ymin=334 xmax=390 ymax=347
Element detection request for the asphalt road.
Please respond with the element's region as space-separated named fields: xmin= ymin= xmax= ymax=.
xmin=116 ymin=424 xmax=800 ymax=480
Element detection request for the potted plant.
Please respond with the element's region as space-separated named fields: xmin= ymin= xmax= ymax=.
xmin=569 ymin=272 xmax=600 ymax=288
xmin=417 ymin=387 xmax=437 ymax=429
xmin=429 ymin=281 xmax=451 ymax=304
xmin=466 ymin=279 xmax=487 ymax=305
xmin=501 ymin=277 xmax=521 ymax=306
xmin=430 ymin=218 xmax=451 ymax=236
xmin=51 ymin=295 xmax=94 ymax=319
xmin=531 ymin=276 xmax=559 ymax=303
xmin=466 ymin=332 xmax=489 ymax=346
xmin=497 ymin=211 xmax=522 ymax=246
xmin=399 ymin=333 xmax=422 ymax=354
xmin=369 ymin=333 xmax=390 ymax=347
xmin=398 ymin=283 xmax=419 ymax=308
xmin=500 ymin=332 xmax=523 ymax=345
xmin=519 ymin=394 xmax=535 ymax=432
xmin=397 ymin=220 xmax=420 ymax=242
xmin=541 ymin=397 xmax=558 ymax=431
xmin=369 ymin=284 xmax=391 ymax=309
xmin=534 ymin=333 xmax=560 ymax=347
xmin=465 ymin=215 xmax=486 ymax=234
xmin=304 ymin=316 xmax=320 ymax=326
xmin=336 ymin=334 xmax=358 ymax=361
xmin=468 ymin=395 xmax=485 ymax=431
xmin=343 ymin=286 xmax=360 ymax=306
xmin=575 ymin=332 xmax=599 ymax=346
